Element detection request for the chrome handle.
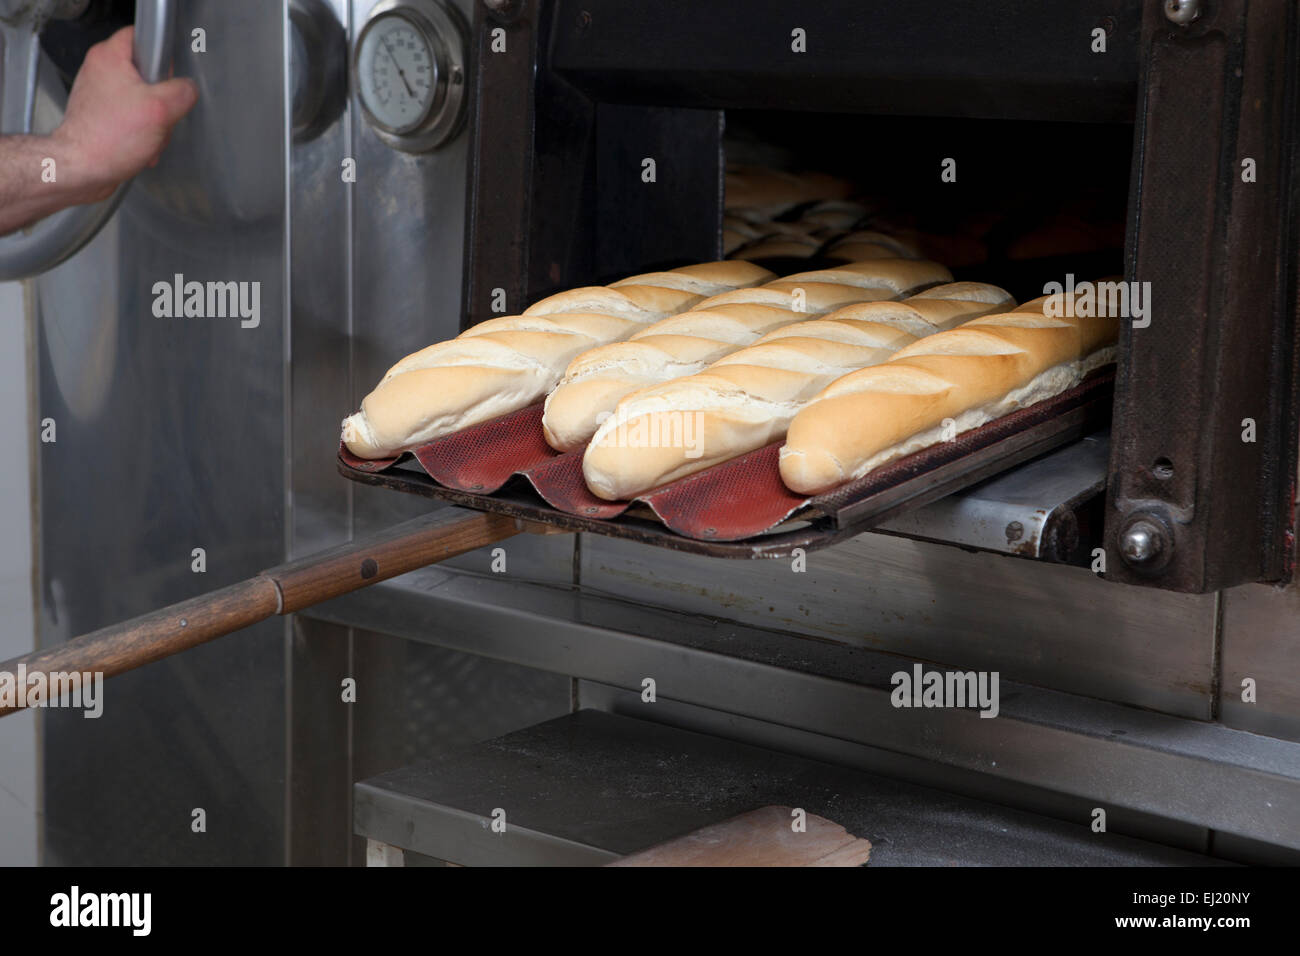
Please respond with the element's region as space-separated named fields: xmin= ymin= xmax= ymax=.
xmin=132 ymin=0 xmax=174 ymax=84
xmin=0 ymin=0 xmax=176 ymax=281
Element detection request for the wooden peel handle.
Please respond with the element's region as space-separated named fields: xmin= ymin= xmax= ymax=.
xmin=0 ymin=509 xmax=521 ymax=718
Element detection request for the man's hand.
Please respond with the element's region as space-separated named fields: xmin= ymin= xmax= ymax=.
xmin=0 ymin=26 xmax=197 ymax=235
xmin=54 ymin=26 xmax=198 ymax=202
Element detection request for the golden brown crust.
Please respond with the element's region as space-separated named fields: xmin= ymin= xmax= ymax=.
xmin=345 ymin=261 xmax=770 ymax=459
xmin=780 ymin=310 xmax=1120 ymax=494
xmin=580 ymin=283 xmax=1012 ymax=500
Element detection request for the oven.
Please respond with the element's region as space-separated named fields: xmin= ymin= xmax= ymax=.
xmin=5 ymin=0 xmax=1299 ymax=866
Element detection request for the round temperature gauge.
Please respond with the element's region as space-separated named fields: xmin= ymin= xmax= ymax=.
xmin=357 ymin=15 xmax=435 ymax=131
xmin=354 ymin=0 xmax=467 ymax=152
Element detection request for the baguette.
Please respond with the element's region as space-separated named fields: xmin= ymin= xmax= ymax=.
xmin=725 ymin=166 xmax=854 ymax=219
xmin=541 ymin=259 xmax=952 ymax=452
xmin=606 ymin=260 xmax=774 ymax=297
xmin=580 ymin=282 xmax=1013 ymax=500
xmin=541 ymin=304 xmax=795 ymax=452
xmin=762 ymin=258 xmax=952 ymax=297
xmin=824 ymin=230 xmax=922 ymax=262
xmin=779 ymin=303 xmax=1119 ymax=495
xmin=725 ymin=200 xmax=872 ymax=258
xmin=341 ymin=261 xmax=773 ymax=459
xmin=798 ymin=200 xmax=870 ymax=233
xmin=729 ymin=234 xmax=823 ymax=261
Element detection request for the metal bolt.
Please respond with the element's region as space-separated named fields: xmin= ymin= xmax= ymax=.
xmin=1164 ymin=0 xmax=1200 ymax=26
xmin=1120 ymin=519 xmax=1163 ymax=565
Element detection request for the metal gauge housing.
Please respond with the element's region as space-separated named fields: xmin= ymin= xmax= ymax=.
xmin=354 ymin=0 xmax=467 ymax=152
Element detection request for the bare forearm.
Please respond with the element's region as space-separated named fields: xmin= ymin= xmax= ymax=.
xmin=0 ymin=26 xmax=197 ymax=241
xmin=0 ymin=132 xmax=110 ymax=236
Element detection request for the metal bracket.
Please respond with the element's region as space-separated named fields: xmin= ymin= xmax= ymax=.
xmin=1105 ymin=0 xmax=1300 ymax=591
xmin=876 ymin=431 xmax=1109 ymax=564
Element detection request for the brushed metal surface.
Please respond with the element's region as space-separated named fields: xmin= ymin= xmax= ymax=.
xmin=36 ymin=0 xmax=287 ymax=865
xmin=286 ymin=0 xmax=354 ymax=867
xmin=290 ymin=0 xmax=352 ymax=560
xmin=876 ymin=430 xmax=1109 ymax=561
xmin=1220 ymin=579 xmax=1300 ymax=743
xmin=354 ymin=711 xmax=1227 ymax=867
xmin=579 ymin=530 xmax=1217 ymax=719
xmin=348 ymin=0 xmax=469 ymax=538
xmin=577 ymin=681 xmax=1215 ymax=857
xmin=285 ymin=0 xmax=575 ymax=866
xmin=303 ymin=565 xmax=1300 ymax=856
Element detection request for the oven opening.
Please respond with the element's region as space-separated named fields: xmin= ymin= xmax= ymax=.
xmin=667 ymin=108 xmax=1133 ymax=566
xmin=719 ymin=110 xmax=1133 ymax=307
xmin=496 ymin=103 xmax=1141 ymax=566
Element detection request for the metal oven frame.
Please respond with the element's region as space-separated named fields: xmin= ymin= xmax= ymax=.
xmin=463 ymin=0 xmax=1300 ymax=594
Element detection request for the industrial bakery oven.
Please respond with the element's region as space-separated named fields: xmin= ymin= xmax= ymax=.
xmin=14 ymin=0 xmax=1300 ymax=865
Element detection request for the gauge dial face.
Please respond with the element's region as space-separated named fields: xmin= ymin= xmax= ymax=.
xmin=356 ymin=14 xmax=437 ymax=133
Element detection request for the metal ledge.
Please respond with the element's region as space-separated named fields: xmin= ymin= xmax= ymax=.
xmin=354 ymin=711 xmax=1223 ymax=866
xmin=307 ymin=565 xmax=1300 ymax=855
xmin=876 ymin=430 xmax=1109 ymax=563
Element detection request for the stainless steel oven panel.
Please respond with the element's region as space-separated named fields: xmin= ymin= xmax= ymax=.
xmin=347 ymin=0 xmax=465 ymax=536
xmin=284 ymin=0 xmax=576 ymax=864
xmin=35 ymin=0 xmax=288 ymax=865
xmin=579 ymin=531 xmax=1218 ymax=720
xmin=1220 ymin=580 xmax=1300 ymax=744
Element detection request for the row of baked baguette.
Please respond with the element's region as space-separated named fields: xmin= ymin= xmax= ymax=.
xmin=342 ymin=253 xmax=948 ymax=460
xmin=582 ymin=289 xmax=1118 ymax=500
xmin=340 ymin=260 xmax=775 ymax=459
xmin=541 ymin=257 xmax=955 ymax=452
xmin=580 ymin=281 xmax=1014 ymax=500
xmin=343 ymin=258 xmax=1117 ymax=511
xmin=779 ymin=292 xmax=1118 ymax=494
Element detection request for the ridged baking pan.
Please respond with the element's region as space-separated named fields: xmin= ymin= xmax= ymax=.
xmin=338 ymin=370 xmax=1113 ymax=559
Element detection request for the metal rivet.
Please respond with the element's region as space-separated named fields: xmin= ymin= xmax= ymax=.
xmin=179 ymin=618 xmax=188 ymax=628
xmin=1005 ymin=521 xmax=1024 ymax=543
xmin=1164 ymin=0 xmax=1200 ymax=25
xmin=1120 ymin=520 xmax=1163 ymax=565
xmin=360 ymin=558 xmax=379 ymax=580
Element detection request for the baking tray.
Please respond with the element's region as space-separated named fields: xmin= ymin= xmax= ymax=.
xmin=339 ymin=370 xmax=1114 ymax=559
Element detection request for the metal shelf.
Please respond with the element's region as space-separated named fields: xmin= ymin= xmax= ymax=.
xmin=354 ymin=711 xmax=1225 ymax=866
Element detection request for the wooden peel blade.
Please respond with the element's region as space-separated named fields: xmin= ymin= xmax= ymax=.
xmin=606 ymin=806 xmax=872 ymax=867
